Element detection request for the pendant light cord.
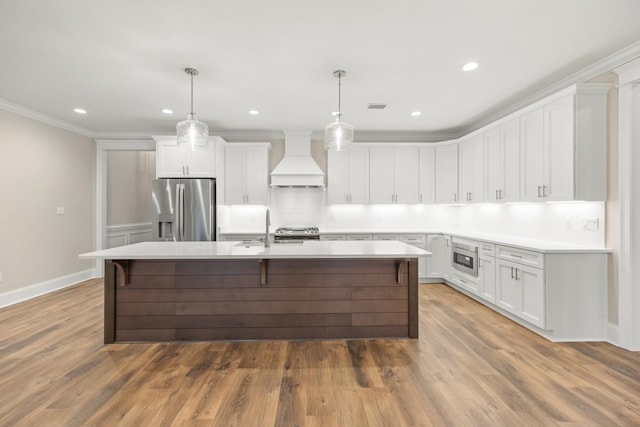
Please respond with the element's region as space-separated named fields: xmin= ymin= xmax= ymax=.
xmin=190 ymin=72 xmax=194 ymax=115
xmin=337 ymin=73 xmax=342 ymax=122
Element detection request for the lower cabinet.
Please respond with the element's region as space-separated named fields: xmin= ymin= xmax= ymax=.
xmin=478 ymin=255 xmax=496 ymax=303
xmin=496 ymin=259 xmax=545 ymax=328
xmin=426 ymin=234 xmax=446 ymax=278
xmin=374 ymin=234 xmax=427 ymax=280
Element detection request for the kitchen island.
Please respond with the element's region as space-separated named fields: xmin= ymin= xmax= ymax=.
xmin=80 ymin=241 xmax=429 ymax=343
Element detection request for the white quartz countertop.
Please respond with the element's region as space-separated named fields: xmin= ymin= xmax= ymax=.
xmin=79 ymin=241 xmax=431 ymax=260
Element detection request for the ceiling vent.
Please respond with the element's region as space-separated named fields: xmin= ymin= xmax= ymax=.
xmin=367 ymin=103 xmax=387 ymax=110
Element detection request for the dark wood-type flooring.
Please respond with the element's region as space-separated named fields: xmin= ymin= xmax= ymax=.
xmin=1 ymin=280 xmax=639 ymax=426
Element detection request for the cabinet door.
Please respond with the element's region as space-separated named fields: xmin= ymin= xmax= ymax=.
xmin=496 ymin=260 xmax=518 ymax=314
xmin=156 ymin=139 xmax=186 ymax=178
xmin=442 ymin=235 xmax=452 ymax=280
xmin=520 ymin=108 xmax=545 ymax=202
xmin=470 ymin=135 xmax=485 ymax=203
xmin=347 ymin=147 xmax=370 ymax=204
xmin=484 ymin=127 xmax=502 ymax=202
xmin=418 ymin=147 xmax=435 ymax=204
xmin=224 ymin=146 xmax=247 ymax=205
xmin=458 ymin=140 xmax=473 ymax=203
xmin=245 ymin=146 xmax=269 ymax=205
xmin=544 ymin=94 xmax=575 ymax=201
xmin=518 ymin=264 xmax=545 ymax=328
xmin=327 ymin=150 xmax=349 ymax=204
xmin=394 ymin=147 xmax=420 ymax=204
xmin=479 ymin=255 xmax=496 ymax=303
xmin=426 ymin=234 xmax=445 ymax=278
xmin=185 ymin=139 xmax=216 ymax=177
xmin=435 ymin=144 xmax=459 ymax=203
xmin=502 ymin=118 xmax=521 ymax=202
xmin=369 ymin=147 xmax=394 ymax=204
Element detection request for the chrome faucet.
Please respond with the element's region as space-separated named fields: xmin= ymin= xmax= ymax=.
xmin=265 ymin=208 xmax=271 ymax=247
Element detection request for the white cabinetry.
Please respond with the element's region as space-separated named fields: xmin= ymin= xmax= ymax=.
xmin=478 ymin=255 xmax=496 ymax=303
xmin=328 ymin=147 xmax=370 ymax=204
xmin=155 ymin=136 xmax=218 ymax=178
xmin=435 ymin=144 xmax=459 ymax=203
xmin=426 ymin=234 xmax=446 ymax=278
xmin=458 ymin=134 xmax=485 ymax=203
xmin=442 ymin=235 xmax=452 ymax=281
xmin=485 ymin=118 xmax=520 ymax=202
xmin=520 ymin=85 xmax=609 ymax=202
xmin=374 ymin=234 xmax=428 ymax=280
xmin=418 ymin=146 xmax=436 ymax=204
xmin=369 ymin=147 xmax=419 ymax=204
xmin=495 ymin=246 xmax=545 ymax=329
xmin=224 ymin=143 xmax=270 ymax=205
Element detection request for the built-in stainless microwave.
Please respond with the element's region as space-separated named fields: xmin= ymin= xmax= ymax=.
xmin=452 ymin=242 xmax=479 ymax=277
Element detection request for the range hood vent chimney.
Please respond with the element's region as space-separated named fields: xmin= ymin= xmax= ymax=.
xmin=270 ymin=131 xmax=325 ymax=187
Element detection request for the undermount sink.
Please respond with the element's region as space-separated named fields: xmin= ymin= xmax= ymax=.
xmin=235 ymin=241 xmax=265 ymax=247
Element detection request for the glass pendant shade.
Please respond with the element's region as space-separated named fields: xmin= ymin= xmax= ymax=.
xmin=325 ymin=69 xmax=354 ymax=151
xmin=324 ymin=119 xmax=354 ymax=151
xmin=177 ymin=67 xmax=209 ymax=148
xmin=177 ymin=112 xmax=209 ymax=148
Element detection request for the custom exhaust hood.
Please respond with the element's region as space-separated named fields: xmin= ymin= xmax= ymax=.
xmin=270 ymin=131 xmax=325 ymax=187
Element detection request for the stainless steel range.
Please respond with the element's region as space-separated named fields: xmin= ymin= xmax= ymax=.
xmin=274 ymin=226 xmax=320 ymax=243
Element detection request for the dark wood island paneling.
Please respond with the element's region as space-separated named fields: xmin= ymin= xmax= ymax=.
xmin=104 ymin=258 xmax=418 ymax=343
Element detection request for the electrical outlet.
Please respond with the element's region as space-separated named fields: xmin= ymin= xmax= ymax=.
xmin=564 ymin=218 xmax=573 ymax=230
xmin=582 ymin=217 xmax=599 ymax=231
xmin=56 ymin=207 xmax=65 ymax=215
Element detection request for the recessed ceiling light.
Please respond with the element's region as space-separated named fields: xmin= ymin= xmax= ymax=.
xmin=462 ymin=62 xmax=479 ymax=71
xmin=248 ymin=109 xmax=260 ymax=115
xmin=73 ymin=108 xmax=87 ymax=114
xmin=411 ymin=111 xmax=422 ymax=117
xmin=161 ymin=108 xmax=173 ymax=114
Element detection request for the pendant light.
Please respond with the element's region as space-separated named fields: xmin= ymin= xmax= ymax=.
xmin=324 ymin=70 xmax=354 ymax=151
xmin=176 ymin=67 xmax=209 ymax=148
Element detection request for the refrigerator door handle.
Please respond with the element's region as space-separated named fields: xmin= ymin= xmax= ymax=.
xmin=179 ymin=184 xmax=185 ymax=240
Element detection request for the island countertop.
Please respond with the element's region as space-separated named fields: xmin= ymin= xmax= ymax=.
xmin=80 ymin=240 xmax=431 ymax=260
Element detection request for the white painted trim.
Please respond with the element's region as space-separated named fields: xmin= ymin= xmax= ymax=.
xmin=0 ymin=269 xmax=97 ymax=309
xmin=94 ymin=140 xmax=157 ymax=276
xmin=106 ymin=223 xmax=153 ymax=247
xmin=0 ymin=98 xmax=95 ymax=137
xmin=614 ymin=58 xmax=640 ymax=351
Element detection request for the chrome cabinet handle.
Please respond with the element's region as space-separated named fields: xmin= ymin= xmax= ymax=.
xmin=510 ymin=266 xmax=515 ymax=279
xmin=495 ymin=189 xmax=499 ymax=200
xmin=515 ymin=268 xmax=520 ymax=280
xmin=510 ymin=253 xmax=523 ymax=258
xmin=537 ymin=185 xmax=542 ymax=198
xmin=543 ymin=185 xmax=548 ymax=197
xmin=454 ymin=193 xmax=457 ymax=202
xmin=419 ymin=194 xmax=423 ymax=203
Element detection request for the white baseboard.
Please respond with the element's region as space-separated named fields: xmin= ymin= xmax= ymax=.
xmin=607 ymin=322 xmax=620 ymax=346
xmin=0 ymin=269 xmax=97 ymax=309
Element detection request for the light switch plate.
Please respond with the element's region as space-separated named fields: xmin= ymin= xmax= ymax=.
xmin=56 ymin=207 xmax=65 ymax=215
xmin=582 ymin=217 xmax=599 ymax=231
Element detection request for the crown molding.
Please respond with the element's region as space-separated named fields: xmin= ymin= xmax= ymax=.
xmin=457 ymin=40 xmax=640 ymax=136
xmin=0 ymin=98 xmax=95 ymax=137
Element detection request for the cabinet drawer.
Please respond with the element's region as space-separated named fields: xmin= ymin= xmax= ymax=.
xmin=373 ymin=234 xmax=398 ymax=241
xmin=320 ymin=235 xmax=346 ymax=241
xmin=479 ymin=242 xmax=496 ymax=257
xmin=451 ymin=269 xmax=479 ymax=295
xmin=346 ymin=234 xmax=373 ymax=241
xmin=496 ymin=245 xmax=544 ymax=268
xmin=398 ymin=235 xmax=426 ymax=245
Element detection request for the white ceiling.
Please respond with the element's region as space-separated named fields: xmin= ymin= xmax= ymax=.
xmin=1 ymin=0 xmax=639 ymax=140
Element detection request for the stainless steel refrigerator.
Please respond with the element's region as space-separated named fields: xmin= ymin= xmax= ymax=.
xmin=151 ymin=178 xmax=216 ymax=241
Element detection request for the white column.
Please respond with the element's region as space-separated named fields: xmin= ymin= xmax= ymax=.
xmin=615 ymin=59 xmax=640 ymax=351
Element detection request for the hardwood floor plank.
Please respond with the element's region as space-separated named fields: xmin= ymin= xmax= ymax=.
xmin=1 ymin=281 xmax=639 ymax=426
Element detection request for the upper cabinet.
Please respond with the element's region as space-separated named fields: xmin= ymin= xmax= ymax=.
xmin=369 ymin=146 xmax=419 ymax=204
xmin=485 ymin=118 xmax=520 ymax=202
xmin=435 ymin=143 xmax=459 ymax=203
xmin=418 ymin=146 xmax=436 ymax=204
xmin=458 ymin=134 xmax=484 ymax=203
xmin=328 ymin=146 xmax=370 ymax=204
xmin=520 ymin=85 xmax=608 ymax=202
xmin=224 ymin=143 xmax=270 ymax=205
xmin=155 ymin=136 xmax=218 ymax=178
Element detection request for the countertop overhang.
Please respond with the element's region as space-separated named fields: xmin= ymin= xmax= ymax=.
xmin=80 ymin=241 xmax=431 ymax=260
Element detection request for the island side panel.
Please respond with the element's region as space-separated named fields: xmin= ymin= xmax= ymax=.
xmin=104 ymin=260 xmax=116 ymax=344
xmin=408 ymin=258 xmax=419 ymax=338
xmin=113 ymin=258 xmax=415 ymax=342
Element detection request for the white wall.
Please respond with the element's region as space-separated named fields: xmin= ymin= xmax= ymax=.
xmin=0 ymin=108 xmax=95 ymax=296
